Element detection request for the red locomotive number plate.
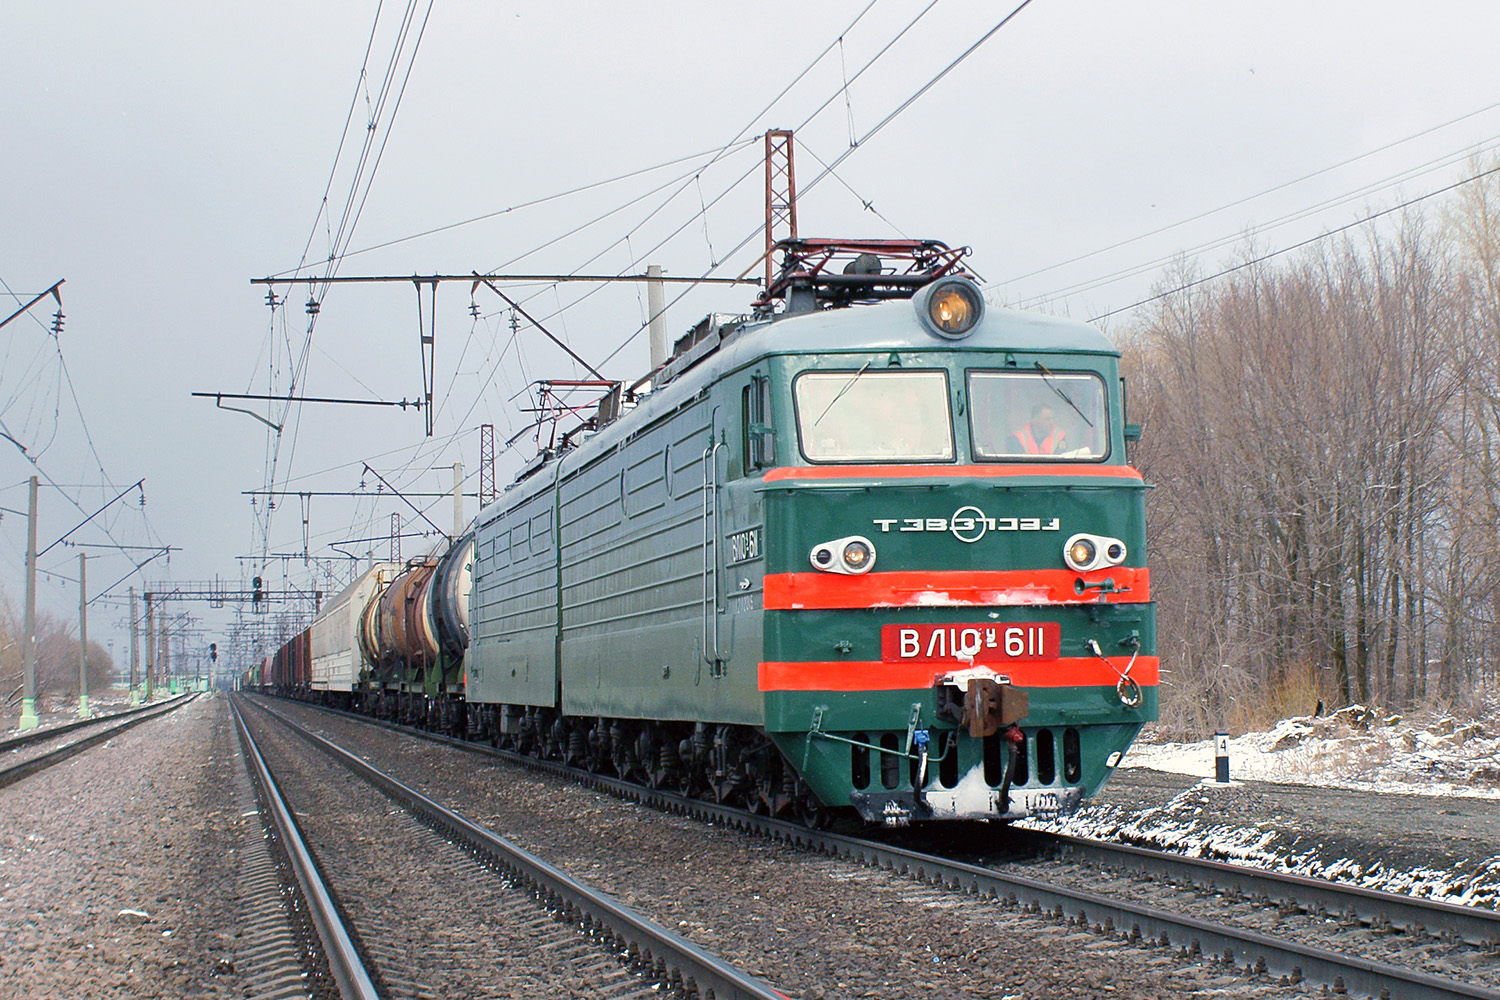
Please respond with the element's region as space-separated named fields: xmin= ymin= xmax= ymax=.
xmin=880 ymin=622 xmax=1060 ymax=663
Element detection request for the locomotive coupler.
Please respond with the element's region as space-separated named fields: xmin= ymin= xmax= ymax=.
xmin=933 ymin=667 xmax=1030 ymax=737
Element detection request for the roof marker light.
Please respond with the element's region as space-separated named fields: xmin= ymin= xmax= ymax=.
xmin=915 ymin=276 xmax=984 ymax=339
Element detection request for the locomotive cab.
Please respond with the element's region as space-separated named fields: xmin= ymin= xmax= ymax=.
xmin=737 ymin=275 xmax=1156 ymax=825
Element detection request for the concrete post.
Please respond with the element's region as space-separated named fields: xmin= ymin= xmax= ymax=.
xmin=77 ymin=551 xmax=91 ymax=718
xmin=18 ymin=476 xmax=39 ymax=731
xmin=647 ymin=264 xmax=667 ymax=372
xmin=159 ymin=608 xmax=170 ymax=695
xmin=452 ymin=461 xmax=464 ymax=540
xmin=143 ymin=593 xmax=154 ymax=702
xmin=129 ymin=587 xmax=140 ymax=705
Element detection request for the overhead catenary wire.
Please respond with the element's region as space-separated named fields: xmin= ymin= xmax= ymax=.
xmin=995 ymin=96 xmax=1500 ymax=294
xmin=516 ymin=0 xmax=947 ymax=333
xmin=1016 ymin=134 xmax=1500 ymax=313
xmin=256 ymin=3 xmax=1034 ymax=586
xmin=267 ymin=138 xmax=765 ymax=277
xmin=442 ymin=0 xmax=937 ymax=374
xmin=0 ymin=274 xmax=168 ymax=594
xmin=424 ymin=5 xmax=938 ymax=465
xmin=278 ymin=2 xmax=946 ymax=539
xmin=254 ymin=0 xmax=437 ymax=573
xmin=1087 ymin=159 xmax=1500 ymax=324
xmin=595 ymin=0 xmax=1037 ymax=372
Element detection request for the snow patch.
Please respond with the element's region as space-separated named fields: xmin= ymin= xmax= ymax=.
xmin=1023 ymin=705 xmax=1500 ymax=908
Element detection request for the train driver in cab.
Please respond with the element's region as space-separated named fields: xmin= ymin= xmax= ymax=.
xmin=1012 ymin=402 xmax=1066 ymax=455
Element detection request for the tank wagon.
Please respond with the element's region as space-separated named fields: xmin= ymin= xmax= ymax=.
xmin=253 ymin=537 xmax=474 ymax=728
xmin=260 ymin=238 xmax=1157 ymax=826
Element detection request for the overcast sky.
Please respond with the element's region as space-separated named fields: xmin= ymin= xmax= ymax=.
xmin=5 ymin=1 xmax=1500 ymax=671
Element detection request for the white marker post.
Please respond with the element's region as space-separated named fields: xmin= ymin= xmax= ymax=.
xmin=1214 ymin=730 xmax=1230 ymax=783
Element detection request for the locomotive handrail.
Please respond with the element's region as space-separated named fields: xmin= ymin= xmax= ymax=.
xmin=701 ymin=439 xmax=728 ymax=671
xmin=701 ymin=443 xmax=711 ymax=669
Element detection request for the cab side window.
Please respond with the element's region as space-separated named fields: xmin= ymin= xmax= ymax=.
xmin=742 ymin=376 xmax=773 ymax=474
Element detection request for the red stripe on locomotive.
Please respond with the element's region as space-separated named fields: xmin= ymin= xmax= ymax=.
xmin=757 ymin=655 xmax=1159 ymax=691
xmin=763 ymin=567 xmax=1150 ymax=609
xmin=762 ymin=463 xmax=1146 ymax=483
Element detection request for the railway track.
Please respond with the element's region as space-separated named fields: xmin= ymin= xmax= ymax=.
xmin=0 ymin=693 xmax=196 ymax=790
xmin=1032 ymin=831 xmax=1500 ymax=947
xmin=233 ymin=695 xmax=789 ymax=1000
xmin=274 ymin=696 xmax=1500 ymax=1000
xmin=231 ymin=697 xmax=376 ymax=1000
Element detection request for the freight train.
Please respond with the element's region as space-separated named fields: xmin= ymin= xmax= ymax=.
xmin=247 ymin=238 xmax=1157 ymax=827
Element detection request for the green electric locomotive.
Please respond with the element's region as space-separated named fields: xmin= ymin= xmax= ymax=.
xmin=463 ymin=239 xmax=1156 ymax=826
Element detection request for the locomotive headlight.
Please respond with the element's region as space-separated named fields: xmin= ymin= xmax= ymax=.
xmin=841 ymin=539 xmax=872 ymax=571
xmin=810 ymin=536 xmax=877 ymax=575
xmin=1067 ymin=537 xmax=1097 ymax=570
xmin=1064 ymin=533 xmax=1127 ymax=572
xmin=914 ymin=276 xmax=985 ymax=339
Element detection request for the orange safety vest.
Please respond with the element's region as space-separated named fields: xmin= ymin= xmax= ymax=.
xmin=1013 ymin=424 xmax=1065 ymax=455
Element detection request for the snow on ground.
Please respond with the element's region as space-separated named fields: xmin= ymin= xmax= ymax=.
xmin=1024 ymin=705 xmax=1500 ymax=907
xmin=1123 ymin=704 xmax=1500 ymax=799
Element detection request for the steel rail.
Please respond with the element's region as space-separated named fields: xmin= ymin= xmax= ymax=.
xmin=242 ymin=697 xmax=788 ymax=1000
xmin=278 ymin=698 xmax=1500 ymax=1000
xmin=0 ymin=693 xmax=193 ymax=754
xmin=0 ymin=694 xmax=197 ymax=790
xmin=230 ymin=698 xmax=381 ymax=1000
xmin=1041 ymin=831 xmax=1500 ymax=948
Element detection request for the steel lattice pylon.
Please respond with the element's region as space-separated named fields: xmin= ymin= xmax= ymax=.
xmin=479 ymin=423 xmax=496 ymax=507
xmin=763 ymin=129 xmax=797 ymax=291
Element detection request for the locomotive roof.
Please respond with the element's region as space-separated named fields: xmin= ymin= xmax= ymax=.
xmin=483 ymin=295 xmax=1121 ymax=517
xmin=746 ymin=295 xmax=1118 ymax=358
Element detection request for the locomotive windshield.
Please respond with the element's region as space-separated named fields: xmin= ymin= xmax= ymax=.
xmin=795 ymin=369 xmax=954 ymax=462
xmin=968 ymin=370 xmax=1109 ymax=460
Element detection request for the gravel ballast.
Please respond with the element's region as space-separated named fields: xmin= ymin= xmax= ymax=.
xmin=0 ymin=694 xmax=244 ymax=998
xmin=260 ymin=697 xmax=1330 ymax=999
xmin=7 ymin=691 xmax=1496 ymax=998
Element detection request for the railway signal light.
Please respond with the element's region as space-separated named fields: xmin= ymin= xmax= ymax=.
xmin=209 ymin=642 xmax=217 ymax=662
xmin=252 ymin=576 xmax=263 ymax=606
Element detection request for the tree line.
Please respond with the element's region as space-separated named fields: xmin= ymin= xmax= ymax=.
xmin=1123 ymin=161 xmax=1500 ymax=735
xmin=0 ymin=592 xmax=115 ymax=710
